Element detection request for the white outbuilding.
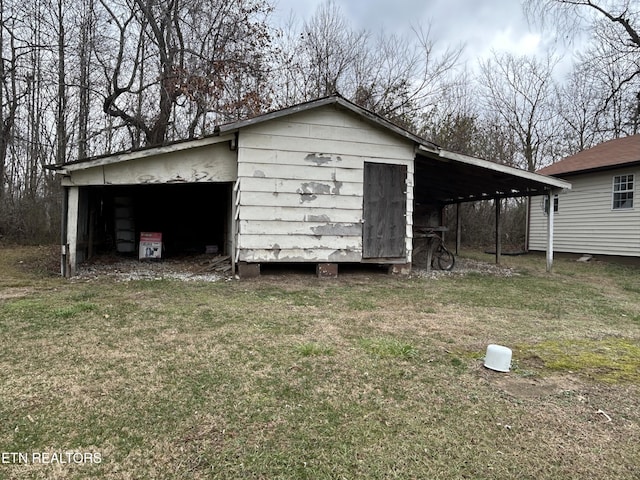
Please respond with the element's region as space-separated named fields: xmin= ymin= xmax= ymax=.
xmin=51 ymin=95 xmax=570 ymax=277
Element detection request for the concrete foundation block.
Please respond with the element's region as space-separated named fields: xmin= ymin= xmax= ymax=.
xmin=238 ymin=262 xmax=260 ymax=279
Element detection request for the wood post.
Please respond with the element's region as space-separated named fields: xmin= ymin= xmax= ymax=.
xmin=495 ymin=198 xmax=501 ymax=265
xmin=455 ymin=203 xmax=461 ymax=255
xmin=66 ymin=186 xmax=79 ymax=277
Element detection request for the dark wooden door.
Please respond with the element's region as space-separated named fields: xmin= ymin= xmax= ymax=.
xmin=363 ymin=162 xmax=407 ymax=258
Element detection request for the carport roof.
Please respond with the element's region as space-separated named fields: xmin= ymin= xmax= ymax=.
xmin=49 ymin=94 xmax=570 ymax=202
xmin=415 ymin=145 xmax=571 ymax=205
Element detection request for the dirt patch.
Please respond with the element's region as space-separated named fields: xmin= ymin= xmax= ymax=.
xmin=0 ymin=287 xmax=33 ymax=300
xmin=485 ymin=371 xmax=587 ymax=400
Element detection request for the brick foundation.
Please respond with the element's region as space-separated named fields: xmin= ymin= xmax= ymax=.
xmin=316 ymin=263 xmax=338 ymax=278
xmin=388 ymin=263 xmax=412 ymax=275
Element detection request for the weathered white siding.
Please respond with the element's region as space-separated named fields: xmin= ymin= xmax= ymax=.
xmin=236 ymin=105 xmax=415 ymax=263
xmin=62 ymin=142 xmax=237 ymax=186
xmin=529 ymin=167 xmax=640 ymax=256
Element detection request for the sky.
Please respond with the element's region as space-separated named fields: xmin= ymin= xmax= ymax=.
xmin=272 ymin=0 xmax=572 ymax=72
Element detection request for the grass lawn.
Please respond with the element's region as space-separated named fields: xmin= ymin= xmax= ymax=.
xmin=1 ymin=245 xmax=639 ymax=479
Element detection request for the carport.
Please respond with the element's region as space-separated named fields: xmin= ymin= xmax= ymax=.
xmin=414 ymin=145 xmax=571 ymax=271
xmin=54 ymin=135 xmax=238 ymax=276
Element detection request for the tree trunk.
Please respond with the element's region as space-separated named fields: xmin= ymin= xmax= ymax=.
xmin=77 ymin=0 xmax=94 ymax=161
xmin=56 ymin=0 xmax=67 ymax=165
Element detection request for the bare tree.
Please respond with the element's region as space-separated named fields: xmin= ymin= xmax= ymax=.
xmin=76 ymin=0 xmax=95 ymax=160
xmin=576 ymin=39 xmax=636 ymax=137
xmin=355 ymin=26 xmax=462 ymax=130
xmin=55 ymin=0 xmax=68 ymax=166
xmin=478 ymin=52 xmax=561 ymax=171
xmin=556 ymin=65 xmax=605 ymax=154
xmin=0 ymin=1 xmax=19 ymax=204
xmin=301 ymin=0 xmax=369 ymax=98
xmin=97 ymin=0 xmax=275 ymax=147
xmin=525 ymin=0 xmax=640 ymax=138
xmin=272 ymin=0 xmax=462 ymax=131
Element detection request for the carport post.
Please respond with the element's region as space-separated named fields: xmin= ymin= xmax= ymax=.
xmin=61 ymin=186 xmax=69 ymax=277
xmin=546 ymin=190 xmax=555 ymax=272
xmin=455 ymin=203 xmax=461 ymax=255
xmin=495 ymin=198 xmax=501 ymax=265
xmin=66 ymin=186 xmax=80 ymax=277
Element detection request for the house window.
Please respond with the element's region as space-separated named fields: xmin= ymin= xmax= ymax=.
xmin=544 ymin=194 xmax=558 ymax=214
xmin=612 ymin=174 xmax=634 ymax=209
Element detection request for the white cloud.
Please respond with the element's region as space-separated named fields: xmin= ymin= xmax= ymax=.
xmin=488 ymin=29 xmax=542 ymax=56
xmin=272 ymin=0 xmax=554 ymax=63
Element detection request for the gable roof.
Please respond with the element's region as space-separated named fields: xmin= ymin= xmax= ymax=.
xmin=52 ymin=94 xmax=435 ymax=172
xmin=216 ymin=93 xmax=436 ymax=149
xmin=538 ymin=135 xmax=640 ymax=177
xmin=49 ymin=94 xmax=570 ymax=202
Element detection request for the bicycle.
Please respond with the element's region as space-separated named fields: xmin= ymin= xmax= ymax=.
xmin=424 ymin=232 xmax=455 ymax=271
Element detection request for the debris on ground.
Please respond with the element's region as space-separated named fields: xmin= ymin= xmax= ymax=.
xmin=74 ymin=254 xmax=232 ymax=282
xmin=412 ymin=257 xmax=518 ymax=279
xmin=73 ymin=252 xmax=515 ymax=282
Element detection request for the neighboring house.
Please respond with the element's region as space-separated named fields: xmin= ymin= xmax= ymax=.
xmin=50 ymin=94 xmax=569 ymax=277
xmin=529 ymin=135 xmax=640 ymax=257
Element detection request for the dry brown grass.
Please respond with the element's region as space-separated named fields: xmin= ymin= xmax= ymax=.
xmin=0 ymin=246 xmax=639 ymax=479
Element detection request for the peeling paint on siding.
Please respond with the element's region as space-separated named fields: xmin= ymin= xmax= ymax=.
xmin=311 ymin=223 xmax=361 ymax=236
xmin=253 ymin=170 xmax=266 ymax=177
xmin=305 ymin=153 xmax=342 ymax=165
xmin=297 ymin=182 xmax=331 ymax=195
xmin=330 ymin=172 xmax=343 ymax=194
xmin=166 ymin=175 xmax=187 ymax=183
xmin=306 ymin=214 xmax=331 ymax=222
xmin=328 ymin=250 xmax=361 ymax=262
xmin=191 ymin=170 xmax=210 ymax=181
xmin=137 ymin=175 xmax=156 ymax=183
xmin=299 ymin=193 xmax=317 ymax=203
xmin=239 ymin=248 xmax=362 ymax=263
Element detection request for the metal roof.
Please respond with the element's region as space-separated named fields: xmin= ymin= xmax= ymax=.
xmin=415 ymin=146 xmax=571 ymax=205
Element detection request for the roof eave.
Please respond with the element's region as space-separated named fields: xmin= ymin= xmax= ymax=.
xmin=418 ymin=145 xmax=572 ymax=192
xmin=49 ymin=134 xmax=235 ymax=172
xmin=540 ymin=159 xmax=640 ymax=178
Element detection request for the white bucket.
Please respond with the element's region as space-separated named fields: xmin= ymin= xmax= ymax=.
xmin=484 ymin=344 xmax=512 ymax=372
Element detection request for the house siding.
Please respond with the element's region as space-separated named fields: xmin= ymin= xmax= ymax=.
xmin=236 ymin=105 xmax=415 ymax=263
xmin=529 ymin=167 xmax=640 ymax=256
